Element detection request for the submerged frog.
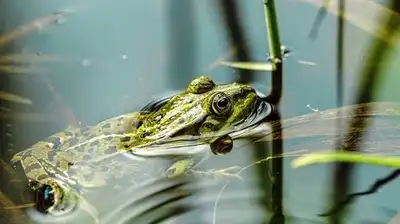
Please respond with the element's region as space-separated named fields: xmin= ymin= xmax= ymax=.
xmin=10 ymin=76 xmax=267 ymax=215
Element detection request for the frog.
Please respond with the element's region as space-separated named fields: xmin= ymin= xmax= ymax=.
xmin=10 ymin=75 xmax=263 ymax=216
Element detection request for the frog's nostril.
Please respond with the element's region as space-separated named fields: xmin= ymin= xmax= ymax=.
xmin=132 ymin=120 xmax=143 ymax=130
xmin=246 ymin=86 xmax=256 ymax=94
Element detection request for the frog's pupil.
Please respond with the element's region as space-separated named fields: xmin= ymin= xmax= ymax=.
xmin=217 ymin=98 xmax=228 ymax=108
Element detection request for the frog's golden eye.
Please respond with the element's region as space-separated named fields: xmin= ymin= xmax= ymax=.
xmin=210 ymin=92 xmax=232 ymax=116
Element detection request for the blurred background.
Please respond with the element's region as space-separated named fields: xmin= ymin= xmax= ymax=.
xmin=1 ymin=0 xmax=400 ymax=223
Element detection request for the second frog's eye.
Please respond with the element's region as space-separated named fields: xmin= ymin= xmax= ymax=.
xmin=210 ymin=92 xmax=232 ymax=116
xmin=187 ymin=76 xmax=215 ymax=94
xmin=35 ymin=184 xmax=55 ymax=214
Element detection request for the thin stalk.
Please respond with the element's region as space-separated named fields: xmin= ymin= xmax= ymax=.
xmin=336 ymin=0 xmax=344 ymax=108
xmin=264 ymin=0 xmax=282 ymax=59
xmin=332 ymin=0 xmax=345 ymax=221
xmin=263 ymin=0 xmax=284 ymax=222
xmin=264 ymin=0 xmax=282 ymax=105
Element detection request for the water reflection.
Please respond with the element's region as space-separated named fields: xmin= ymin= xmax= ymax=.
xmin=3 ymin=101 xmax=400 ymax=224
xmin=27 ymin=165 xmax=200 ymax=224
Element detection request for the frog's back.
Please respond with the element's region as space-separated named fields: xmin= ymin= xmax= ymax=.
xmin=10 ymin=124 xmax=83 ymax=165
xmin=55 ymin=112 xmax=140 ymax=157
xmin=11 ymin=112 xmax=140 ymax=184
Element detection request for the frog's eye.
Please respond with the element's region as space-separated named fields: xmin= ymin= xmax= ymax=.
xmin=35 ymin=184 xmax=55 ymax=213
xmin=210 ymin=92 xmax=232 ymax=116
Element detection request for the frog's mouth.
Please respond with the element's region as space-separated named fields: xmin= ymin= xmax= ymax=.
xmin=225 ymin=95 xmax=272 ymax=138
xmin=223 ymin=93 xmax=274 ymax=139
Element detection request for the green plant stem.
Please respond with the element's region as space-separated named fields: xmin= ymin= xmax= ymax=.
xmin=263 ymin=0 xmax=284 ymax=220
xmin=264 ymin=0 xmax=282 ymax=59
xmin=292 ymin=152 xmax=400 ymax=168
xmin=264 ymin=0 xmax=283 ymax=104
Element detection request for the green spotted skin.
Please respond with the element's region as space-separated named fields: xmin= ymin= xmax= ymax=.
xmin=11 ymin=113 xmax=140 ymax=188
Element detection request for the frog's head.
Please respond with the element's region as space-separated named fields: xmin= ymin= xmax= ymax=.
xmin=134 ymin=76 xmax=259 ymax=153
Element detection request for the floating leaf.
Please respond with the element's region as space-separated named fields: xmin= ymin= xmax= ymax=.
xmin=219 ymin=61 xmax=276 ymax=71
xmin=0 ymin=91 xmax=32 ymax=105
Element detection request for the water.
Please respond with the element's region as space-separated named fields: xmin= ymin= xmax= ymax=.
xmin=0 ymin=0 xmax=399 ymax=223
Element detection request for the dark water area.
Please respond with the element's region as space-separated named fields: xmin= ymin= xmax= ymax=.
xmin=1 ymin=0 xmax=400 ymax=223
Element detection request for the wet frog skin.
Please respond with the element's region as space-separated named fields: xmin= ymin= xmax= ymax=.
xmin=10 ymin=76 xmax=259 ymax=214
